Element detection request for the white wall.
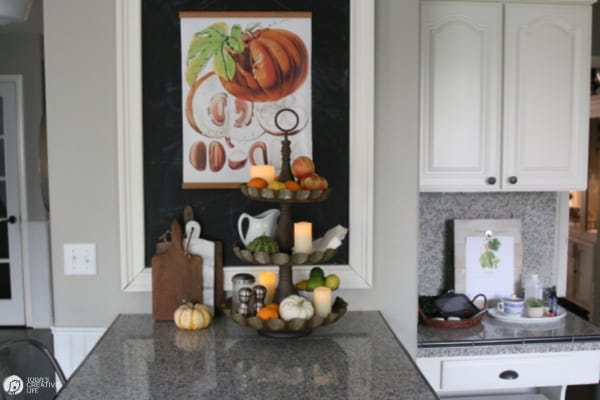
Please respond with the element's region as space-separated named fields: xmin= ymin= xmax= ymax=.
xmin=44 ymin=0 xmax=150 ymax=327
xmin=44 ymin=0 xmax=420 ymax=352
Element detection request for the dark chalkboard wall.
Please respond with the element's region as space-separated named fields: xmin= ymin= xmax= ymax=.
xmin=142 ymin=0 xmax=350 ymax=267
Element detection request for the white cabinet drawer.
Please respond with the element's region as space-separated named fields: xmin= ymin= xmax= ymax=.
xmin=440 ymin=352 xmax=598 ymax=391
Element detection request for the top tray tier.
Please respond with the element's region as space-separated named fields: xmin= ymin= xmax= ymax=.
xmin=240 ymin=184 xmax=331 ymax=203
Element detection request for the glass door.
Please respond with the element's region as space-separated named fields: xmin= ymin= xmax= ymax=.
xmin=0 ymin=76 xmax=24 ymax=325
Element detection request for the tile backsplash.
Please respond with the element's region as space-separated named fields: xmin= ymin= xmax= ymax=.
xmin=419 ymin=192 xmax=558 ymax=295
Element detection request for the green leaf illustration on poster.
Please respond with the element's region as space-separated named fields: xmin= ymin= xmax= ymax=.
xmin=480 ymin=238 xmax=501 ymax=269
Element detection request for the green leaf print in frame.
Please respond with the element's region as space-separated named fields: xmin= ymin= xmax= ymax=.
xmin=454 ymin=219 xmax=522 ymax=300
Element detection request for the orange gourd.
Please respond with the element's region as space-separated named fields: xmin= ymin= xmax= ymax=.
xmin=257 ymin=306 xmax=279 ymax=321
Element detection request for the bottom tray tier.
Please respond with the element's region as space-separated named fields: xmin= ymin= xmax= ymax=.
xmin=222 ymin=297 xmax=348 ymax=338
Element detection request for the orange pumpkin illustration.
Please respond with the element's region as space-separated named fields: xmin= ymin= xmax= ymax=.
xmin=186 ymin=23 xmax=309 ymax=103
xmin=220 ymin=28 xmax=309 ymax=102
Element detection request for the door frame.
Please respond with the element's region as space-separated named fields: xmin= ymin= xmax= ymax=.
xmin=0 ymin=74 xmax=32 ymax=326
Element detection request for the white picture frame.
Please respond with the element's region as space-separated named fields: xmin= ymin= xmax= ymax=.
xmin=454 ymin=219 xmax=522 ymax=300
xmin=116 ymin=0 xmax=374 ymax=292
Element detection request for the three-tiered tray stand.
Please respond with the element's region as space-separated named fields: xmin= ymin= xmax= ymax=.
xmin=235 ymin=108 xmax=337 ymax=303
xmin=227 ymin=109 xmax=347 ymax=337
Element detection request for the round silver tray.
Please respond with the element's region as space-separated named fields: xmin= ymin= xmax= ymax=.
xmin=233 ymin=244 xmax=338 ymax=266
xmin=240 ymin=184 xmax=331 ymax=203
xmin=222 ymin=297 xmax=348 ymax=338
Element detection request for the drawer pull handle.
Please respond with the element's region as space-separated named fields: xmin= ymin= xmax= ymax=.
xmin=499 ymin=370 xmax=519 ymax=380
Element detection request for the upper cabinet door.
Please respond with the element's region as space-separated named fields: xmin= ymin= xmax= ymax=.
xmin=503 ymin=4 xmax=590 ymax=191
xmin=420 ymin=2 xmax=503 ymax=191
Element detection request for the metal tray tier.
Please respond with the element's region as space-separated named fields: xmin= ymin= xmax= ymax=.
xmin=240 ymin=184 xmax=331 ymax=203
xmin=222 ymin=296 xmax=348 ymax=338
xmin=233 ymin=244 xmax=338 ymax=266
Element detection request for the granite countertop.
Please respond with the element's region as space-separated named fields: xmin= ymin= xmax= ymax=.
xmin=57 ymin=312 xmax=438 ymax=400
xmin=417 ymin=308 xmax=600 ymax=358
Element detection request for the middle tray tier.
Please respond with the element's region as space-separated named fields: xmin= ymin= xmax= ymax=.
xmin=233 ymin=244 xmax=338 ymax=266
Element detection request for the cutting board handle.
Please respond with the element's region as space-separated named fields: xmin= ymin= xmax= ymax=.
xmin=169 ymin=219 xmax=184 ymax=253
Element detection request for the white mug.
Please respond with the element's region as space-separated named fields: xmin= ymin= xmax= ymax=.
xmin=497 ymin=297 xmax=525 ymax=315
xmin=237 ymin=209 xmax=280 ymax=246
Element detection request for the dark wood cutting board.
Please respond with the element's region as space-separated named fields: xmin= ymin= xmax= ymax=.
xmin=152 ymin=219 xmax=202 ymax=320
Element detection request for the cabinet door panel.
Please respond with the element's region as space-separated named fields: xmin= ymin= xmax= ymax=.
xmin=574 ymin=240 xmax=594 ymax=310
xmin=503 ymin=4 xmax=590 ymax=190
xmin=420 ymin=2 xmax=502 ymax=191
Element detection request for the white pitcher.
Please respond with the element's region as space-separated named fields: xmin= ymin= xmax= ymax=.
xmin=237 ymin=209 xmax=280 ymax=246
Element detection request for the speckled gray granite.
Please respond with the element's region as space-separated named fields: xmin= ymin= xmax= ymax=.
xmin=56 ymin=313 xmax=438 ymax=400
xmin=419 ymin=192 xmax=557 ymax=295
xmin=417 ymin=309 xmax=600 ymax=358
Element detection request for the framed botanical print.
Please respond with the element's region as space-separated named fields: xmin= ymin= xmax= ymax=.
xmin=180 ymin=12 xmax=313 ymax=188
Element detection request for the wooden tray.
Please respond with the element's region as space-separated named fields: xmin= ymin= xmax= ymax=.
xmin=419 ymin=294 xmax=487 ymax=329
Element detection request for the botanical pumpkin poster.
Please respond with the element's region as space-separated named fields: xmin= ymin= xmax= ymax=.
xmin=180 ymin=12 xmax=312 ymax=187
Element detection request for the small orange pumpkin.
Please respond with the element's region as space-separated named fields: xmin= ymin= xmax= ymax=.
xmin=173 ymin=301 xmax=213 ymax=330
xmin=257 ymin=306 xmax=279 ymax=321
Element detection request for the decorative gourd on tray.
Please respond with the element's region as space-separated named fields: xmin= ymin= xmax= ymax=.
xmin=246 ymin=236 xmax=279 ymax=254
xmin=173 ymin=301 xmax=213 ymax=330
xmin=279 ymin=295 xmax=315 ymax=321
xmin=256 ymin=304 xmax=279 ymax=320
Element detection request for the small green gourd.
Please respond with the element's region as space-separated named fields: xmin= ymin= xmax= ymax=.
xmin=247 ymin=236 xmax=279 ymax=254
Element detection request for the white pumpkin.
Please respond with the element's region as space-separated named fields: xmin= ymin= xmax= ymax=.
xmin=279 ymin=295 xmax=315 ymax=321
xmin=173 ymin=301 xmax=213 ymax=330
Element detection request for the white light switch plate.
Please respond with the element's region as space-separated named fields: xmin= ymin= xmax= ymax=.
xmin=64 ymin=243 xmax=97 ymax=275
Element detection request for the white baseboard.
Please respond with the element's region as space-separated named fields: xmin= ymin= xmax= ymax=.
xmin=51 ymin=326 xmax=106 ymax=388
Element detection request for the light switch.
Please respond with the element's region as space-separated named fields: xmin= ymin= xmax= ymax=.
xmin=64 ymin=243 xmax=97 ymax=275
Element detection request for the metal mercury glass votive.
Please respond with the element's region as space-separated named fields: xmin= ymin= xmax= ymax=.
xmin=232 ymin=273 xmax=255 ymax=314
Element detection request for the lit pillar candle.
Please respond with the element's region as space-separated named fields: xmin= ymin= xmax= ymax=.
xmin=313 ymin=286 xmax=332 ymax=318
xmin=250 ymin=165 xmax=276 ymax=182
xmin=293 ymin=222 xmax=312 ymax=253
xmin=257 ymin=271 xmax=277 ymax=305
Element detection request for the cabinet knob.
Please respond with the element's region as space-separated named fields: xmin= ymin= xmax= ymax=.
xmin=507 ymin=176 xmax=518 ymax=184
xmin=499 ymin=370 xmax=519 ymax=380
xmin=486 ymin=177 xmax=496 ymax=185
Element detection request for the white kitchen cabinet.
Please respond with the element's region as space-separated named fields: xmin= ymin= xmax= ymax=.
xmin=420 ymin=1 xmax=592 ymax=192
xmin=417 ymin=350 xmax=600 ymax=399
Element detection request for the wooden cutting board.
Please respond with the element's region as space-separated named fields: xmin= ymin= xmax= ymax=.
xmin=152 ymin=219 xmax=202 ymax=320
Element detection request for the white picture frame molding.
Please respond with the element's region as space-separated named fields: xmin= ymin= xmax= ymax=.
xmin=116 ymin=0 xmax=374 ymax=292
